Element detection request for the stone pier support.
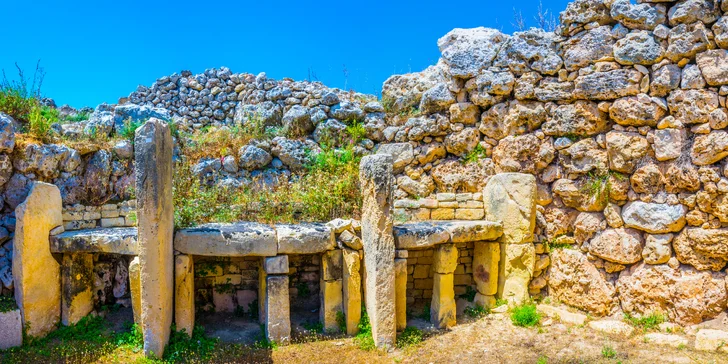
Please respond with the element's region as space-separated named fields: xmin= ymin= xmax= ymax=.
xmin=483 ymin=173 xmax=537 ymax=305
xmin=263 ymin=255 xmax=291 ymax=344
xmin=431 ymin=244 xmax=458 ymax=328
xmin=321 ymin=250 xmax=343 ymax=333
xmin=175 ymin=255 xmax=194 ymax=336
xmin=359 ymin=154 xmax=396 ymax=349
xmin=13 ymin=182 xmax=63 ymax=338
xmin=135 ymin=119 xmax=174 ymax=358
xmin=472 ymin=242 xmax=500 ymax=308
xmin=61 ymin=253 xmax=94 ymax=326
xmin=394 ymin=256 xmax=408 ymax=332
xmin=342 ymin=248 xmax=362 ymax=335
xmin=129 ymin=257 xmax=142 ymax=326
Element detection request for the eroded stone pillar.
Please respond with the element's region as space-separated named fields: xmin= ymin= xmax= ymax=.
xmin=135 ymin=118 xmax=174 ymax=357
xmin=129 ymin=257 xmax=142 ymax=327
xmin=264 ymin=255 xmax=290 ymax=343
xmin=472 ymin=242 xmax=500 ymax=308
xmin=394 ymin=256 xmax=407 ymax=332
xmin=320 ymin=249 xmax=343 ymax=333
xmin=175 ymin=255 xmax=194 ymax=336
xmin=13 ymin=182 xmax=63 ymax=338
xmin=359 ymin=154 xmax=396 ymax=349
xmin=61 ymin=253 xmax=94 ymax=326
xmin=342 ymin=248 xmax=361 ymax=335
xmin=483 ymin=173 xmax=537 ymax=305
xmin=431 ymin=243 xmax=457 ymax=328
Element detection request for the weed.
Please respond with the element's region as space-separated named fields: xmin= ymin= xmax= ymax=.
xmin=120 ymin=118 xmax=145 ymax=142
xmin=495 ymin=298 xmax=508 ymax=307
xmin=0 ymin=295 xmax=17 ymax=313
xmin=464 ymin=304 xmax=491 ymax=318
xmin=623 ymin=312 xmax=665 ymax=332
xmin=459 ymin=286 xmax=477 ymax=302
xmin=214 ymin=278 xmax=236 ymax=295
xmin=64 ymin=111 xmax=91 ymax=122
xmin=510 ymin=303 xmax=541 ymax=327
xmin=27 ymin=105 xmax=57 ymax=141
xmin=115 ymin=322 xmax=143 ymax=352
xmin=302 ymin=321 xmax=323 ymax=334
xmin=336 ymin=311 xmax=347 ymax=333
xmin=396 ymin=326 xmax=423 ymax=348
xmin=345 ymin=121 xmax=367 ymax=144
xmin=164 ymin=325 xmax=218 ymax=362
xmin=354 ymin=309 xmax=376 ymax=351
xmin=417 ymin=303 xmax=431 ymax=321
xmin=536 ymin=355 xmax=549 ymax=364
xmin=0 ymin=61 xmax=45 ymax=122
xmin=461 ymin=144 xmax=488 ymax=164
xmin=602 ymin=345 xmax=617 ymax=359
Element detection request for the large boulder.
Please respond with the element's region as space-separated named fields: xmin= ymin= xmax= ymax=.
xmin=84 ymin=150 xmax=112 ymax=204
xmin=381 ymin=65 xmax=446 ymax=113
xmin=673 ymin=228 xmax=728 ymax=271
xmin=691 ymin=131 xmax=728 ymax=166
xmin=610 ymin=0 xmax=667 ymax=30
xmin=437 ymin=27 xmax=509 ymax=78
xmin=479 ymin=100 xmax=546 ymax=140
xmin=605 ymin=131 xmax=649 ymax=174
xmin=431 ymin=158 xmax=494 ymax=193
xmin=667 ymin=89 xmax=720 ymax=125
xmin=613 ymin=31 xmax=664 ymax=66
xmin=238 ymin=145 xmax=272 ymax=171
xmin=543 ymin=101 xmax=607 ymax=136
xmin=617 ymin=263 xmax=727 ymax=326
xmin=696 ymin=50 xmax=728 ymax=86
xmin=574 ymin=68 xmax=643 ymax=100
xmin=559 ymin=0 xmax=613 ymax=33
xmin=493 ymin=134 xmax=554 ymax=174
xmin=665 ymin=22 xmax=711 ymax=62
xmin=270 ymin=137 xmax=310 ymax=172
xmin=609 ymin=94 xmax=666 ymax=127
xmin=549 ymin=249 xmax=615 ymax=316
xmin=561 ymin=26 xmax=615 ymax=71
xmin=0 ymin=113 xmax=16 ymax=153
xmin=621 ymin=202 xmax=687 ymax=234
xmin=375 ymin=143 xmax=414 ymax=174
xmin=113 ymin=104 xmax=170 ymax=134
xmin=419 ymin=83 xmax=455 ymax=114
xmin=493 ymin=28 xmax=563 ymax=75
xmin=281 ymin=105 xmax=313 ymax=136
xmin=667 ymin=0 xmax=720 ymax=26
xmin=588 ymin=228 xmax=644 ymax=265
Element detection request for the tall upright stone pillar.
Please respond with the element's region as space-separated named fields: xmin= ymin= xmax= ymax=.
xmin=359 ymin=154 xmax=395 ymax=349
xmin=342 ymin=248 xmax=362 ymax=335
xmin=320 ymin=249 xmax=343 ymax=333
xmin=13 ymin=182 xmax=63 ymax=338
xmin=394 ymin=257 xmax=407 ymax=332
xmin=175 ymin=255 xmax=194 ymax=336
xmin=129 ymin=257 xmax=142 ymax=327
xmin=263 ymin=255 xmax=291 ymax=344
xmin=135 ymin=118 xmax=174 ymax=358
xmin=61 ymin=253 xmax=94 ymax=326
xmin=483 ymin=173 xmax=537 ymax=305
xmin=431 ymin=243 xmax=458 ymax=328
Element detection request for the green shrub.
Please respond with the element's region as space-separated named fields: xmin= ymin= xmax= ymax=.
xmin=336 ymin=311 xmax=347 ymax=333
xmin=64 ymin=111 xmax=90 ymax=122
xmin=120 ymin=118 xmax=145 ymax=142
xmin=464 ymin=304 xmax=490 ymax=318
xmin=0 ymin=61 xmax=44 ymax=122
xmin=164 ymin=325 xmax=218 ymax=362
xmin=624 ymin=312 xmax=665 ymax=332
xmin=354 ymin=309 xmax=376 ymax=351
xmin=510 ymin=303 xmax=540 ymax=327
xmin=601 ymin=345 xmax=617 ymax=358
xmin=302 ymin=321 xmax=323 ymax=334
xmin=115 ymin=322 xmax=143 ymax=352
xmin=461 ymin=144 xmax=487 ymax=164
xmin=345 ymin=121 xmax=367 ymax=144
xmin=396 ymin=326 xmax=423 ymax=348
xmin=27 ymin=105 xmax=58 ymax=141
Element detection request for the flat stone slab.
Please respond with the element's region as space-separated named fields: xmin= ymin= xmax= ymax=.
xmin=0 ymin=309 xmax=22 ymax=349
xmin=174 ymin=222 xmax=277 ymax=256
xmin=393 ymin=223 xmax=450 ymax=249
xmin=431 ymin=220 xmax=502 ymax=243
xmin=50 ymin=227 xmax=138 ymax=255
xmin=276 ymin=223 xmax=335 ymax=254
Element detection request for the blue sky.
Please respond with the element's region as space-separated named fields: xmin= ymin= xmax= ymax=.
xmin=3 ymin=0 xmax=570 ymax=108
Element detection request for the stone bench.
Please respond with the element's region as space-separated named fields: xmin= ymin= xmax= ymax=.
xmin=393 ymin=220 xmax=503 ymax=249
xmin=50 ymin=227 xmax=138 ymax=255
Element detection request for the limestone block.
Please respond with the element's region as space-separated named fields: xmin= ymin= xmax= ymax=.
xmin=264 ymin=255 xmax=289 ymax=275
xmin=431 ymin=273 xmax=456 ymax=329
xmin=265 ymin=275 xmax=291 ymax=344
xmin=321 ymin=250 xmax=342 ymax=281
xmin=0 ymin=309 xmax=22 ymax=349
xmin=474 ymin=293 xmax=496 ymax=308
xmin=498 ymin=243 xmax=535 ymax=304
xmin=588 ymin=319 xmax=634 ymax=336
xmin=320 ymin=279 xmax=343 ymax=333
xmin=135 ymin=118 xmax=174 ymax=357
xmin=174 ymin=222 xmax=277 ymax=256
xmin=433 ymin=243 xmax=458 ymax=274
xmin=174 ymin=255 xmax=194 ymax=337
xmin=537 ymin=304 xmax=587 ymax=325
xmin=258 ymin=263 xmax=266 ymax=325
xmin=695 ymin=329 xmax=728 ymax=352
xmin=51 ymin=227 xmax=138 ymax=255
xmin=392 ymin=223 xmax=450 ymax=249
xmin=129 ymin=257 xmax=142 ymax=327
xmin=276 ymin=223 xmax=335 ymax=254
xmin=359 ymin=154 xmax=396 ymax=349
xmin=61 ymin=253 xmax=94 ymax=326
xmin=13 ymin=182 xmax=63 ymax=338
xmin=439 ymin=221 xmax=503 ymax=243
xmin=342 ymin=248 xmax=362 ymax=335
xmin=395 ymin=258 xmax=407 ymax=332
xmin=473 ymin=242 xmax=500 ymax=296
xmin=483 ymin=173 xmax=537 ymax=245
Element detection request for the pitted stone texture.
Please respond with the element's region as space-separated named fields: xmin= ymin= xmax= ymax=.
xmin=430 ymin=273 xmax=456 ymax=329
xmin=549 ymin=249 xmax=615 ymax=316
xmin=0 ymin=309 xmax=22 ymax=349
xmin=617 ymin=263 xmax=727 ymax=326
xmin=589 ymin=228 xmax=644 ymax=265
xmin=673 ymin=228 xmax=728 ymax=271
xmin=51 ymin=227 xmax=138 ymax=255
xmin=493 ymin=28 xmax=563 ymax=75
xmin=264 ymin=255 xmax=289 ymax=275
xmin=129 ymin=257 xmax=141 ymax=326
xmin=393 ymin=223 xmax=449 ymax=249
xmin=499 ymin=243 xmax=535 ymax=304
xmin=174 ymin=255 xmax=194 ymax=337
xmin=437 ymin=27 xmax=508 ymax=78
xmin=483 ymin=173 xmax=537 ymax=245
xmin=359 ymin=154 xmax=396 ymax=349
xmin=61 ymin=253 xmax=94 ymax=326
xmin=375 ymin=143 xmax=414 ymax=174
xmin=13 ymin=182 xmax=62 ymax=338
xmin=435 ymin=220 xmax=502 ymax=243
xmin=343 ymin=249 xmax=362 ymax=335
xmin=265 ymin=275 xmax=291 ymax=344
xmin=621 ymin=202 xmax=687 ymax=234
xmin=473 ymin=242 xmax=500 ymax=296
xmin=394 ymin=258 xmax=407 ymax=332
xmin=691 ymin=131 xmax=728 ymax=166
xmin=135 ymin=118 xmax=174 ymax=358
xmin=276 ymin=223 xmax=334 ymax=254
xmin=610 ymin=0 xmax=666 ymax=30
xmin=573 ymin=68 xmax=642 ymax=100
xmin=433 ymin=243 xmax=458 ymax=274
xmin=174 ymin=222 xmax=277 ymax=256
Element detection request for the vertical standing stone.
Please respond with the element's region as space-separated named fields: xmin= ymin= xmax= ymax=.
xmin=394 ymin=258 xmax=407 ymax=332
xmin=483 ymin=173 xmax=537 ymax=305
xmin=320 ymin=250 xmax=343 ymax=333
xmin=135 ymin=118 xmax=174 ymax=358
xmin=359 ymin=154 xmax=396 ymax=349
xmin=472 ymin=242 xmax=500 ymax=307
xmin=258 ymin=262 xmax=267 ymax=325
xmin=265 ymin=275 xmax=291 ymax=343
xmin=129 ymin=257 xmax=142 ymax=327
xmin=13 ymin=182 xmax=63 ymax=338
xmin=61 ymin=253 xmax=94 ymax=326
xmin=0 ymin=309 xmax=22 ymax=349
xmin=342 ymin=248 xmax=362 ymax=335
xmin=175 ymin=255 xmax=194 ymax=337
xmin=431 ymin=244 xmax=458 ymax=328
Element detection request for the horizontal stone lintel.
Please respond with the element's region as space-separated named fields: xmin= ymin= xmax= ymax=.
xmin=50 ymin=227 xmax=138 ymax=255
xmin=394 ymin=220 xmax=502 ymax=250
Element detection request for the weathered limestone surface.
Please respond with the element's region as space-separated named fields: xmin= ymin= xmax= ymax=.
xmin=359 ymin=154 xmax=396 ymax=349
xmin=473 ymin=242 xmax=500 ymax=296
xmin=549 ymin=249 xmax=615 ymax=316
xmin=438 ymin=220 xmax=502 ymax=243
xmin=394 ymin=258 xmax=407 ymax=332
xmin=264 ymin=275 xmax=291 ymax=343
xmin=276 ymin=223 xmax=335 ymax=254
xmin=174 ymin=255 xmax=194 ymax=336
xmin=430 ymin=273 xmax=456 ymax=328
xmin=0 ymin=309 xmax=22 ymax=349
xmin=129 ymin=257 xmax=142 ymax=327
xmin=61 ymin=253 xmax=94 ymax=326
xmin=135 ymin=119 xmax=174 ymax=357
xmin=320 ymin=250 xmax=343 ymax=333
xmin=13 ymin=182 xmax=63 ymax=338
xmin=343 ymin=248 xmax=362 ymax=335
xmin=483 ymin=173 xmax=537 ymax=245
xmin=393 ymin=223 xmax=449 ymax=249
xmin=51 ymin=227 xmax=138 ymax=255
xmin=174 ymin=222 xmax=277 ymax=256
xmin=264 ymin=255 xmax=290 ymax=275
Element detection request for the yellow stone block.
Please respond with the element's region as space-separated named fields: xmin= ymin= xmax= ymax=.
xmin=129 ymin=257 xmax=142 ymax=327
xmin=433 ymin=244 xmax=458 ymax=274
xmin=320 ymin=279 xmax=343 ymax=333
xmin=395 ymin=258 xmax=407 ymax=332
xmin=342 ymin=249 xmax=362 ymax=335
xmin=454 ymin=208 xmax=485 ymax=220
xmin=175 ymin=255 xmax=194 ymax=336
xmin=498 ymin=243 xmax=535 ymax=305
xmin=473 ymin=242 xmax=500 ymax=296
xmin=483 ymin=173 xmax=536 ymax=245
xmin=61 ymin=254 xmax=94 ymax=326
xmin=431 ymin=208 xmax=455 ymax=220
xmin=258 ymin=262 xmax=267 ymax=325
xmin=430 ymin=273 xmax=456 ymax=329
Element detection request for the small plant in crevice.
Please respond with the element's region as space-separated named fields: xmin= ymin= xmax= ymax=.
xmin=601 ymin=344 xmax=617 ymax=359
xmin=354 ymin=308 xmax=376 ymax=351
xmin=580 ymin=170 xmax=624 ymax=205
xmin=464 ymin=304 xmax=490 ymax=318
xmin=302 ymin=321 xmax=324 ymax=334
xmin=119 ymin=117 xmax=145 ymax=142
xmin=461 ymin=144 xmax=488 ymax=164
xmin=623 ymin=312 xmax=665 ymax=332
xmin=459 ymin=286 xmax=477 ymax=302
xmin=396 ymin=326 xmax=423 ymax=349
xmin=336 ymin=311 xmax=347 ymax=333
xmin=416 ymin=303 xmax=431 ymax=321
xmin=510 ymin=302 xmax=540 ymax=327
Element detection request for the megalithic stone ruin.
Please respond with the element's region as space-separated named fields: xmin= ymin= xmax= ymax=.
xmin=135 ymin=118 xmax=175 ymax=358
xmin=359 ymin=154 xmax=396 ymax=349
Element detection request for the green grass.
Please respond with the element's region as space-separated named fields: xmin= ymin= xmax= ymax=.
xmin=345 ymin=121 xmax=366 ymax=144
xmin=336 ymin=311 xmax=347 ymax=333
xmin=624 ymin=312 xmax=665 ymax=332
xmin=461 ymin=144 xmax=488 ymax=164
xmin=601 ymin=345 xmax=617 ymax=358
xmin=464 ymin=304 xmax=490 ymax=318
xmin=536 ymin=355 xmax=548 ymax=364
xmin=354 ymin=309 xmax=376 ymax=351
xmin=120 ymin=118 xmax=145 ymax=142
xmin=302 ymin=321 xmax=324 ymax=334
xmin=63 ymin=111 xmax=91 ymax=122
xmin=396 ymin=326 xmax=423 ymax=349
xmin=0 ymin=295 xmax=17 ymax=313
xmin=510 ymin=303 xmax=541 ymax=327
